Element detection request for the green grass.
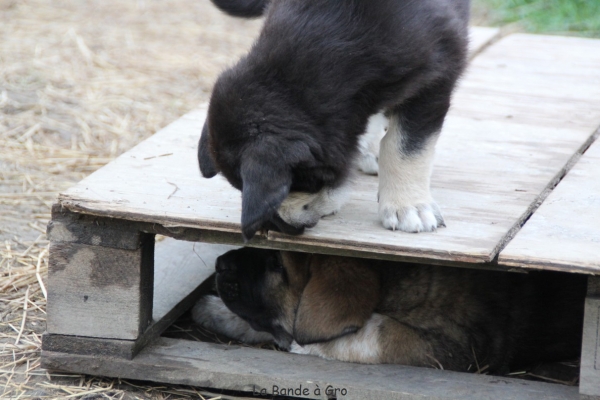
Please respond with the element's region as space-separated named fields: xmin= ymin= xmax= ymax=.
xmin=472 ymin=0 xmax=600 ymax=37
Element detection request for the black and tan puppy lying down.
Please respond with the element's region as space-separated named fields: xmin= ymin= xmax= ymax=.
xmin=192 ymin=248 xmax=586 ymax=374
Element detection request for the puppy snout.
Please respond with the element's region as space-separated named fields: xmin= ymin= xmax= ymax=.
xmin=221 ymin=280 xmax=240 ymax=297
xmin=269 ymin=214 xmax=305 ymax=235
xmin=216 ymin=258 xmax=236 ymax=273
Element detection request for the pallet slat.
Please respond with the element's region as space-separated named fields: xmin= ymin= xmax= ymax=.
xmin=468 ymin=26 xmax=500 ymax=59
xmin=56 ymin=33 xmax=600 ymax=266
xmin=499 ymin=135 xmax=600 ymax=273
xmin=42 ymin=337 xmax=580 ymax=400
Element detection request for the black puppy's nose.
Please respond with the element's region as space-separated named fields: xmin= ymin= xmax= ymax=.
xmin=216 ymin=258 xmax=236 ymax=273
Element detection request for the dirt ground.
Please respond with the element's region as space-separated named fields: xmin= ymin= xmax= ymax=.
xmin=1 ymin=0 xmax=263 ymax=398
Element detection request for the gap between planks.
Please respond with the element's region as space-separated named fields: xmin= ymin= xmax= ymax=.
xmin=492 ymin=124 xmax=600 ymax=263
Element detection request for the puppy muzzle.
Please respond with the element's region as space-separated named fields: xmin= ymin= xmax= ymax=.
xmin=216 ymin=272 xmax=241 ymax=301
xmin=266 ymin=214 xmax=305 ymax=236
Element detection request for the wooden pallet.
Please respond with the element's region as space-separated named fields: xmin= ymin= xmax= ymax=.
xmin=41 ymin=27 xmax=600 ymax=399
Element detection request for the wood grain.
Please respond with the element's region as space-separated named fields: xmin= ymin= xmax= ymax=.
xmin=47 ymin=204 xmax=142 ymax=250
xmin=56 ymin=33 xmax=600 ymax=265
xmin=46 ymin=237 xmax=154 ymax=340
xmin=42 ymin=337 xmax=579 ymax=400
xmin=499 ymin=134 xmax=600 ymax=274
xmin=44 ymin=237 xmax=235 ymax=357
xmin=152 ymin=237 xmax=236 ymax=321
xmin=580 ymin=276 xmax=600 ymax=397
xmin=468 ymin=26 xmax=500 ymax=59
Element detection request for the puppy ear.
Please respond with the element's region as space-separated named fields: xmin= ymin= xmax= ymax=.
xmin=241 ymin=157 xmax=292 ymax=241
xmin=293 ymin=256 xmax=380 ymax=345
xmin=198 ymin=121 xmax=219 ymax=178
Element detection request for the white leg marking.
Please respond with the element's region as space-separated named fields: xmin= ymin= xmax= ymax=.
xmin=277 ymin=181 xmax=352 ymax=228
xmin=378 ymin=115 xmax=444 ymax=232
xmin=290 ymin=314 xmax=384 ymax=364
xmin=192 ymin=295 xmax=275 ymax=344
xmin=356 ymin=113 xmax=388 ymax=175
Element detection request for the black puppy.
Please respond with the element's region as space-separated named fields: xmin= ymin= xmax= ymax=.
xmin=199 ymin=0 xmax=470 ymax=240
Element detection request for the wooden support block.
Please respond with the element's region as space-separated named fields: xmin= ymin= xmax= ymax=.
xmin=581 ymin=276 xmax=600 ymax=397
xmin=43 ymin=238 xmax=233 ymax=358
xmin=46 ymin=235 xmax=154 ymax=340
xmin=47 ymin=204 xmax=142 ymax=250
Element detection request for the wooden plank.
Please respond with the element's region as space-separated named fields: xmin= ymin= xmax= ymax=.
xmin=47 ymin=204 xmax=142 ymax=250
xmin=152 ymin=238 xmax=235 ymax=321
xmin=499 ymin=133 xmax=600 ymax=274
xmin=468 ymin=26 xmax=500 ymax=59
xmin=42 ymin=337 xmax=579 ymax=400
xmin=56 ymin=33 xmax=600 ymax=265
xmin=46 ymin=236 xmax=154 ymax=340
xmin=453 ymin=34 xmax=600 ymax=131
xmin=580 ymin=276 xmax=600 ymax=397
xmin=43 ymin=238 xmax=235 ymax=358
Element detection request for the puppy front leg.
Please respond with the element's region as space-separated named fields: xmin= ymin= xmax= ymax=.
xmin=192 ymin=295 xmax=275 ymax=344
xmin=291 ymin=314 xmax=434 ymax=366
xmin=378 ymin=86 xmax=452 ymax=232
xmin=378 ymin=119 xmax=443 ymax=232
xmin=356 ymin=112 xmax=388 ymax=175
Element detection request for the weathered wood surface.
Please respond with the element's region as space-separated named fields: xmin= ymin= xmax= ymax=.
xmin=499 ymin=134 xmax=600 ymax=274
xmin=43 ymin=238 xmax=233 ymax=358
xmin=152 ymin=237 xmax=235 ymax=320
xmin=47 ymin=204 xmax=143 ymax=250
xmin=56 ymin=33 xmax=600 ymax=265
xmin=580 ymin=277 xmax=600 ymax=397
xmin=42 ymin=337 xmax=579 ymax=400
xmin=46 ymin=237 xmax=154 ymax=340
xmin=468 ymin=26 xmax=500 ymax=59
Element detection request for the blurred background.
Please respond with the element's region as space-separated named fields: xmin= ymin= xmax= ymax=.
xmin=0 ymin=0 xmax=598 ymax=398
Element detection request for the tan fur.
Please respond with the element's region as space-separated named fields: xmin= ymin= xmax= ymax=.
xmin=293 ymin=254 xmax=380 ymax=344
xmin=196 ymin=249 xmax=585 ymax=373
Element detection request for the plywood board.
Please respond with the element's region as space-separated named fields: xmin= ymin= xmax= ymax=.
xmin=57 ymin=33 xmax=600 ymax=264
xmin=153 ymin=238 xmax=235 ymax=319
xmin=499 ymin=136 xmax=600 ymax=274
xmin=468 ymin=26 xmax=500 ymax=59
xmin=42 ymin=337 xmax=579 ymax=400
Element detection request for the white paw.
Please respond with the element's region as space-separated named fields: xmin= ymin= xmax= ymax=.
xmin=356 ymin=113 xmax=388 ymax=175
xmin=192 ymin=295 xmax=275 ymax=344
xmin=378 ymin=201 xmax=445 ymax=232
xmin=289 ymin=341 xmax=326 ymax=359
xmin=377 ymin=115 xmax=443 ymax=233
xmin=356 ymin=152 xmax=379 ymax=175
xmin=278 ymin=183 xmax=351 ymax=229
xmin=290 ymin=341 xmax=309 ymax=354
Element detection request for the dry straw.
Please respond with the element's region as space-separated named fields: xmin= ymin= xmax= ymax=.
xmin=1 ymin=0 xmax=261 ymax=397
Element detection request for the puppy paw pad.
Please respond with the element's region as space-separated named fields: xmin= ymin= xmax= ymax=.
xmin=379 ymin=203 xmax=445 ymax=233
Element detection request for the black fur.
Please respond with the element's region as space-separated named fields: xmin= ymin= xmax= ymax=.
xmin=199 ymin=0 xmax=469 ymax=240
xmin=209 ymin=0 xmax=269 ymax=18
